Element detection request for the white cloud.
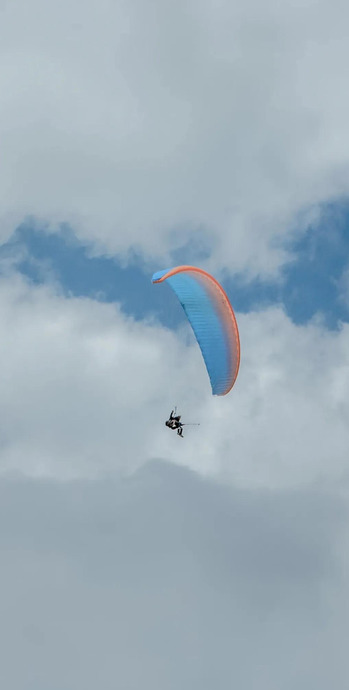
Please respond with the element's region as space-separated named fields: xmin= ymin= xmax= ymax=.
xmin=153 ymin=307 xmax=349 ymax=489
xmin=0 ymin=272 xmax=208 ymax=478
xmin=1 ymin=0 xmax=349 ymax=275
xmin=0 ymin=272 xmax=348 ymax=492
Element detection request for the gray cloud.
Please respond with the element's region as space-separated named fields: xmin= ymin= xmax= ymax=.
xmin=1 ymin=0 xmax=349 ymax=275
xmin=0 ymin=461 xmax=347 ymax=689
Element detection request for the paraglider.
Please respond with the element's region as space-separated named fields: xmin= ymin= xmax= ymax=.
xmin=165 ymin=409 xmax=200 ymax=439
xmin=152 ymin=265 xmax=240 ymax=395
xmin=165 ymin=409 xmax=184 ymax=437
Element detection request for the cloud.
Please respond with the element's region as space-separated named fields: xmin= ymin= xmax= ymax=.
xmin=1 ymin=0 xmax=349 ymax=275
xmin=2 ymin=4 xmax=348 ymax=685
xmin=0 ymin=272 xmax=203 ymax=478
xmin=153 ymin=307 xmax=349 ymax=489
xmin=0 ymin=463 xmax=347 ymax=690
xmin=0 ymin=271 xmax=348 ymax=491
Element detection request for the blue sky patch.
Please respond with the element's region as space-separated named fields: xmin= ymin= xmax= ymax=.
xmin=226 ymin=202 xmax=349 ymax=329
xmin=1 ymin=203 xmax=348 ymax=330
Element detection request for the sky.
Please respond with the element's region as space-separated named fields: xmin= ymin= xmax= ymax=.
xmin=1 ymin=0 xmax=349 ymax=687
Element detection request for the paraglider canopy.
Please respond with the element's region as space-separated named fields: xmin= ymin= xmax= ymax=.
xmin=152 ymin=265 xmax=240 ymax=395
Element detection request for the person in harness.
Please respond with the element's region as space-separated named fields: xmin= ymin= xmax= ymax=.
xmin=165 ymin=409 xmax=184 ymax=437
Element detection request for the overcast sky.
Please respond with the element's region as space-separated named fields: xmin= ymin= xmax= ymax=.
xmin=1 ymin=0 xmax=349 ymax=688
